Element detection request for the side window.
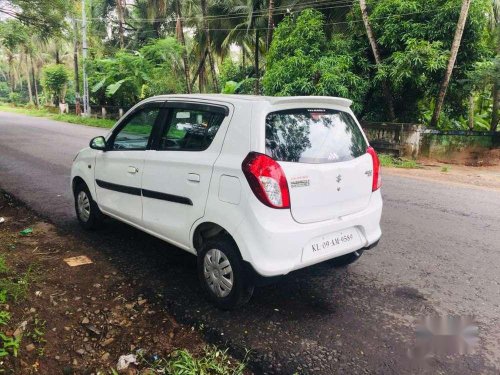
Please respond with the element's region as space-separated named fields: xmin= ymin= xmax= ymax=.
xmin=159 ymin=108 xmax=224 ymax=151
xmin=111 ymin=107 xmax=160 ymax=150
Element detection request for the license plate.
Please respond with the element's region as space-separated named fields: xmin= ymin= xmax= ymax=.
xmin=302 ymin=228 xmax=361 ymax=263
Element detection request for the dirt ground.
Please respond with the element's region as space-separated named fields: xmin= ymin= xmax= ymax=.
xmin=383 ymin=159 xmax=500 ymax=191
xmin=0 ymin=192 xmax=246 ymax=374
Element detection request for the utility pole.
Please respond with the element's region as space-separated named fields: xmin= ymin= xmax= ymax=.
xmin=81 ymin=0 xmax=90 ymax=116
xmin=73 ymin=17 xmax=81 ymax=116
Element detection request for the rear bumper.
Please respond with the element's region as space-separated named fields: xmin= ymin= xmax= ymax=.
xmin=243 ymin=239 xmax=380 ymax=286
xmin=234 ymin=189 xmax=383 ymax=277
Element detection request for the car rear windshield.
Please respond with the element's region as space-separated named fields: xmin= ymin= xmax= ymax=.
xmin=265 ymin=108 xmax=367 ymax=163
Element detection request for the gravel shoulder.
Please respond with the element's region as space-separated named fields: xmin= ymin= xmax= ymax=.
xmin=383 ymin=162 xmax=500 ymax=191
xmin=0 ymin=192 xmax=248 ymax=374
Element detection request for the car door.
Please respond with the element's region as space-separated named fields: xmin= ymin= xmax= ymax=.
xmin=94 ymin=104 xmax=163 ymax=225
xmin=141 ymin=101 xmax=230 ymax=249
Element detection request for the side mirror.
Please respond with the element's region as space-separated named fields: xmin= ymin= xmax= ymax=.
xmin=89 ymin=136 xmax=107 ymax=151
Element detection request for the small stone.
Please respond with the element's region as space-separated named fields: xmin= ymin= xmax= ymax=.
xmin=82 ymin=317 xmax=90 ymax=324
xmin=101 ymin=352 xmax=110 ymax=361
xmin=26 ymin=344 xmax=36 ymax=352
xmin=137 ymin=299 xmax=147 ymax=306
xmin=29 ymin=307 xmax=36 ymax=313
xmin=101 ymin=337 xmax=114 ymax=347
xmin=76 ymin=349 xmax=86 ymax=355
xmin=64 ymin=326 xmax=71 ymax=331
xmin=55 ymin=356 xmax=60 ymax=361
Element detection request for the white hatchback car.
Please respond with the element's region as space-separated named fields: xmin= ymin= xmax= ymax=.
xmin=71 ymin=94 xmax=382 ymax=309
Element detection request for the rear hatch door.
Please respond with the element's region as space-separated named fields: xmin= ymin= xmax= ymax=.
xmin=265 ymin=108 xmax=373 ymax=224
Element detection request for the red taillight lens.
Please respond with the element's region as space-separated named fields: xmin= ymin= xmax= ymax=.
xmin=367 ymin=146 xmax=381 ymax=191
xmin=242 ymin=152 xmax=290 ymax=209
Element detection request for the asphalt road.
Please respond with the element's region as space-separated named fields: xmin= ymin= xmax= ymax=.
xmin=1 ymin=111 xmax=499 ymax=374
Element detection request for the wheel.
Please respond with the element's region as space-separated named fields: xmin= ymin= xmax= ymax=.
xmin=329 ymin=250 xmax=364 ymax=267
xmin=197 ymin=236 xmax=254 ymax=310
xmin=74 ymin=182 xmax=104 ymax=230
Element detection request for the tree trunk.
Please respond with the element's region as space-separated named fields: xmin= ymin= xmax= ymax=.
xmin=254 ymin=29 xmax=260 ymax=95
xmin=176 ymin=0 xmax=191 ymax=93
xmin=24 ymin=54 xmax=33 ymax=104
xmin=267 ymin=0 xmax=275 ymax=49
xmin=191 ymin=48 xmax=208 ymax=90
xmin=200 ymin=0 xmax=219 ymax=92
xmin=491 ymin=82 xmax=499 ymax=132
xmin=30 ymin=56 xmax=39 ymax=106
xmin=197 ymin=48 xmax=208 ymax=93
xmin=468 ymin=94 xmax=474 ymax=130
xmin=116 ymin=0 xmax=125 ymax=49
xmin=430 ymin=0 xmax=472 ymax=128
xmin=359 ymin=0 xmax=395 ymax=121
xmin=73 ymin=18 xmax=81 ymax=115
xmin=8 ymin=55 xmax=14 ymax=92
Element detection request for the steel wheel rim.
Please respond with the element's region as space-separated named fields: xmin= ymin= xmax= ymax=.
xmin=77 ymin=191 xmax=91 ymax=222
xmin=203 ymin=249 xmax=234 ymax=298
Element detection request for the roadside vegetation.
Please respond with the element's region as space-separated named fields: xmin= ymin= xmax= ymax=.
xmin=0 ymin=192 xmax=248 ymax=374
xmin=0 ymin=103 xmax=115 ymax=128
xmin=0 ymin=0 xmax=498 ymax=131
xmin=379 ymin=154 xmax=420 ymax=169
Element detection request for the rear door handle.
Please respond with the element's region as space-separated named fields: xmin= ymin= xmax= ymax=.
xmin=187 ymin=173 xmax=200 ymax=182
xmin=128 ymin=166 xmax=139 ymax=174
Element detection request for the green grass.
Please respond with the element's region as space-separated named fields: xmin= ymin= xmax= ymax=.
xmin=0 ymin=254 xmax=22 ymax=358
xmin=0 ymin=103 xmax=116 ymax=129
xmin=136 ymin=345 xmax=247 ymax=375
xmin=440 ymin=166 xmax=450 ymax=172
xmin=379 ymin=153 xmax=420 ymax=169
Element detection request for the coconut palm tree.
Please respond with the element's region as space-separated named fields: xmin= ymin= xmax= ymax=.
xmin=430 ymin=0 xmax=473 ymax=127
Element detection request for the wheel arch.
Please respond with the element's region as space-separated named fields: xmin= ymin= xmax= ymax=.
xmin=191 ymin=221 xmax=240 ymax=256
xmin=72 ymin=175 xmax=97 ymax=201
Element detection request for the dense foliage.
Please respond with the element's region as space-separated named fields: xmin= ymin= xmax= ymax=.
xmin=0 ymin=0 xmax=498 ymax=131
xmin=41 ymin=64 xmax=70 ymax=104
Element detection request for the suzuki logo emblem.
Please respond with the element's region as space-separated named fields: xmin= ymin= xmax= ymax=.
xmin=336 ymin=174 xmax=342 ymax=183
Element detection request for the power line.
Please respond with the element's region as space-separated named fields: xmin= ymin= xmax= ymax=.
xmin=74 ymin=2 xmax=463 ymax=30
xmin=76 ymin=0 xmax=356 ymax=23
xmin=80 ymin=5 xmax=464 ymax=32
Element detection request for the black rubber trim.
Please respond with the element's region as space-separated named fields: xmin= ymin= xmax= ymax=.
xmin=96 ymin=179 xmax=141 ymax=196
xmin=362 ymin=239 xmax=379 ymax=250
xmin=142 ymin=189 xmax=193 ymax=206
xmin=163 ymin=101 xmax=229 ymax=116
xmin=95 ymin=179 xmax=193 ymax=206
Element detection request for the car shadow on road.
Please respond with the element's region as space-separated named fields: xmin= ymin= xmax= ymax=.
xmin=66 ymin=218 xmax=495 ymax=375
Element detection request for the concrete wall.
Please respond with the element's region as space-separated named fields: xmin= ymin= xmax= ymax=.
xmin=361 ymin=122 xmax=500 ymax=166
xmin=420 ymin=131 xmax=499 ymax=166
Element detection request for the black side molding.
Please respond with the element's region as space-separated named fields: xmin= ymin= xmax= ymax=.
xmin=96 ymin=179 xmax=193 ymax=206
xmin=142 ymin=189 xmax=193 ymax=206
xmin=96 ymin=179 xmax=141 ymax=196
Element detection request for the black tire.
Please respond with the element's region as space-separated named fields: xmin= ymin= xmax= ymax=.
xmin=74 ymin=182 xmax=104 ymax=230
xmin=329 ymin=250 xmax=364 ymax=268
xmin=197 ymin=236 xmax=254 ymax=310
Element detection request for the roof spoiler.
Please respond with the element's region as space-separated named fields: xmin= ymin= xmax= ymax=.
xmin=271 ymin=96 xmax=353 ymax=108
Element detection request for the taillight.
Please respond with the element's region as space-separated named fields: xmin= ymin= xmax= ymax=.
xmin=367 ymin=146 xmax=381 ymax=191
xmin=242 ymin=152 xmax=290 ymax=209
